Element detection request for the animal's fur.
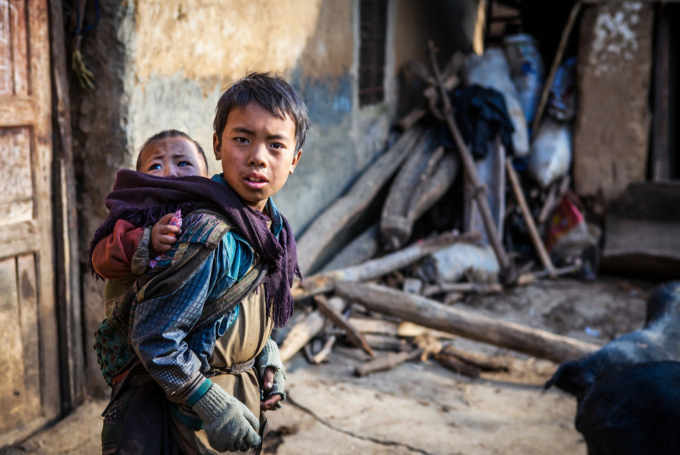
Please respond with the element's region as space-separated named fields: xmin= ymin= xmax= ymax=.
xmin=576 ymin=361 xmax=680 ymax=455
xmin=545 ymin=281 xmax=680 ymax=400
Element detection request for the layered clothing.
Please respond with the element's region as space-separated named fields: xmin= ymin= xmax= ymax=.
xmin=95 ymin=171 xmax=297 ymax=455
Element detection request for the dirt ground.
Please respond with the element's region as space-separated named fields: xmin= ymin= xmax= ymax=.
xmin=15 ymin=277 xmax=652 ymax=455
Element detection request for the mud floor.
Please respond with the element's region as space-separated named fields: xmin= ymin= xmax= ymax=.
xmin=15 ymin=277 xmax=651 ymax=455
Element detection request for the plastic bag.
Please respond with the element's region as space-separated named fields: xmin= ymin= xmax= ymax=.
xmin=545 ymin=196 xmax=600 ymax=261
xmin=504 ymin=34 xmax=544 ymax=125
xmin=423 ymin=243 xmax=499 ymax=284
xmin=464 ymin=49 xmax=530 ymax=157
xmin=528 ymin=118 xmax=572 ymax=188
xmin=547 ymin=56 xmax=577 ymax=122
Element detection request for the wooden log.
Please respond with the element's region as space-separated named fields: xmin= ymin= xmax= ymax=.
xmin=297 ymin=127 xmax=429 ymax=274
xmin=292 ymin=230 xmax=480 ymax=301
xmin=382 ymin=147 xmax=459 ymax=251
xmin=428 ymin=42 xmax=514 ymax=283
xmin=347 ymin=318 xmax=399 ymax=336
xmin=435 ymin=353 xmax=481 ymax=379
xmin=315 ymin=295 xmax=375 ymax=358
xmin=441 ymin=345 xmax=511 ymax=372
xmin=335 ymin=283 xmax=598 ymax=364
xmin=409 ymin=151 xmax=458 ymax=220
xmin=364 ymin=334 xmax=409 ymax=352
xmin=279 ymin=296 xmax=347 ymax=362
xmin=380 ymin=138 xmax=436 ymax=251
xmin=311 ymin=336 xmax=336 ymax=364
xmin=320 ymin=224 xmax=380 ymax=273
xmin=506 ymin=158 xmax=557 ymax=277
xmin=354 ymin=349 xmax=422 ymax=377
xmin=423 ymin=282 xmax=503 ymax=297
xmin=399 ymin=107 xmax=428 ymax=131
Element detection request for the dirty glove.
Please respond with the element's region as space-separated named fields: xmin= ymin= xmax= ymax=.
xmin=191 ymin=383 xmax=261 ymax=452
xmin=256 ymin=339 xmax=286 ymax=410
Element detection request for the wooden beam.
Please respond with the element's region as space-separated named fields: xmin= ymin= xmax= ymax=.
xmin=314 ymin=295 xmax=375 ymax=358
xmin=296 ymin=126 xmax=429 ymax=274
xmin=506 ymin=158 xmax=557 ymax=277
xmin=336 ymin=283 xmax=598 ymax=364
xmin=50 ymin=0 xmax=85 ymax=412
xmin=651 ymin=5 xmax=671 ymax=181
xmin=0 ymin=220 xmax=39 ymax=260
xmin=293 ymin=231 xmax=480 ymax=301
xmin=354 ymin=349 xmax=422 ymax=377
xmin=0 ymin=96 xmax=36 ymax=126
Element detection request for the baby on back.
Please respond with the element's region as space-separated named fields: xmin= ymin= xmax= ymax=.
xmin=91 ymin=129 xmax=208 ymax=279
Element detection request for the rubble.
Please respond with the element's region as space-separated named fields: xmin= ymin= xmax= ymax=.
xmin=281 ymin=36 xmax=601 ymax=386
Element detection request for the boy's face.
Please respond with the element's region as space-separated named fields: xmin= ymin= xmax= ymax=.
xmin=213 ymin=103 xmax=302 ymax=212
xmin=138 ymin=138 xmax=208 ymax=178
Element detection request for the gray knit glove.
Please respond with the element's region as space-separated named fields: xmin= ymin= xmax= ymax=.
xmin=191 ymin=383 xmax=261 ymax=452
xmin=256 ymin=339 xmax=286 ymax=410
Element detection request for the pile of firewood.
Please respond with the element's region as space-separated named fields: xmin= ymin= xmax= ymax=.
xmin=278 ymin=43 xmax=598 ymax=377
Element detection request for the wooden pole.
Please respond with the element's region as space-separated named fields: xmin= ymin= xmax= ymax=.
xmin=505 ymin=158 xmax=557 ymax=277
xmin=354 ymin=349 xmax=423 ymax=377
xmin=427 ymin=41 xmax=515 ymax=283
xmin=336 ymin=283 xmax=598 ymax=364
xmin=531 ymin=1 xmax=582 ymax=135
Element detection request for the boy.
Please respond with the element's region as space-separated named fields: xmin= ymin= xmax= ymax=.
xmin=95 ymin=72 xmax=308 ymax=455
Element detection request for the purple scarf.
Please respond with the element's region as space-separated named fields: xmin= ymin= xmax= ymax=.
xmin=88 ymin=169 xmax=301 ymax=327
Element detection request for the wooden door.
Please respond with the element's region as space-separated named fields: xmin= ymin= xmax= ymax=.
xmin=0 ymin=0 xmax=60 ymax=445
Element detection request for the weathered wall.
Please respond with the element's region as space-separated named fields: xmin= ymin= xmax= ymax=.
xmin=126 ymin=0 xmax=397 ymax=235
xmin=71 ymin=0 xmax=398 ymax=395
xmin=70 ymin=0 xmax=135 ymax=397
xmin=573 ymin=2 xmax=653 ymax=201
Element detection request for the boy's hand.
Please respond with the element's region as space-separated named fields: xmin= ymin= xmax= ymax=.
xmin=260 ymin=367 xmax=282 ymax=411
xmin=151 ymin=213 xmax=181 ymax=256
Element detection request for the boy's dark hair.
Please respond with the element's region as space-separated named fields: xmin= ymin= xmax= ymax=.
xmin=213 ymin=72 xmax=310 ymax=153
xmin=136 ymin=129 xmax=208 ymax=172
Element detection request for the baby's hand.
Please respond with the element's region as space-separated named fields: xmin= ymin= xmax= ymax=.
xmin=260 ymin=367 xmax=282 ymax=411
xmin=151 ymin=213 xmax=181 ymax=256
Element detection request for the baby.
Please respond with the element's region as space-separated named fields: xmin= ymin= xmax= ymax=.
xmin=91 ymin=129 xmax=209 ymax=279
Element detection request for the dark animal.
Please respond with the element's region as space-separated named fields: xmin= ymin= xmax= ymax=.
xmin=545 ymin=281 xmax=680 ymax=399
xmin=576 ymin=361 xmax=680 ymax=455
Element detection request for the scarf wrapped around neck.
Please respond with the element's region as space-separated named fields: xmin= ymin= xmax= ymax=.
xmin=87 ymin=169 xmax=301 ymax=328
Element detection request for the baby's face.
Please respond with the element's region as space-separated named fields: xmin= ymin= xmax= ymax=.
xmin=138 ymin=138 xmax=208 ymax=178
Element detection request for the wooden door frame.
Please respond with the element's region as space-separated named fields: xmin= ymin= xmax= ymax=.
xmin=49 ymin=0 xmax=85 ymax=415
xmin=0 ymin=0 xmax=84 ymax=445
xmin=0 ymin=0 xmax=60 ymax=446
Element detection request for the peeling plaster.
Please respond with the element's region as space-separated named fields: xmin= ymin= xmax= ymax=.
xmin=589 ymin=2 xmax=642 ymax=77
